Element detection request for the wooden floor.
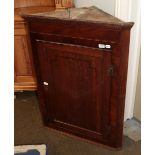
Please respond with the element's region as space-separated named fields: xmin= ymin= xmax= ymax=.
xmin=14 ymin=92 xmax=141 ymax=155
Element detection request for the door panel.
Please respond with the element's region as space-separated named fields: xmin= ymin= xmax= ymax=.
xmin=49 ymin=51 xmax=98 ymax=132
xmin=14 ymin=35 xmax=36 ymax=91
xmin=36 ymin=41 xmax=112 ymax=141
xmin=14 ymin=35 xmax=32 ymax=76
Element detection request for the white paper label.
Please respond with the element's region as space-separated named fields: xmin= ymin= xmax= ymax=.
xmin=98 ymin=44 xmax=106 ymax=49
xmin=98 ymin=44 xmax=111 ymax=49
xmin=105 ymin=45 xmax=111 ymax=49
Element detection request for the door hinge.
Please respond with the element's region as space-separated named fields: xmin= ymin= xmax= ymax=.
xmin=108 ymin=65 xmax=114 ymax=76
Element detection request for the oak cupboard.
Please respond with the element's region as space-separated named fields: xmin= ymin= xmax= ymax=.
xmin=22 ymin=7 xmax=133 ymax=148
xmin=14 ymin=0 xmax=55 ymax=91
xmin=14 ymin=17 xmax=36 ymax=91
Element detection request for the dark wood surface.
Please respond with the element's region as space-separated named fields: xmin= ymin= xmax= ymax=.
xmin=23 ymin=7 xmax=133 ymax=148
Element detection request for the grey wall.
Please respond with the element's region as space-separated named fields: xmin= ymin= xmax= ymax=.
xmin=74 ymin=0 xmax=116 ymax=15
xmin=134 ymin=58 xmax=141 ymax=121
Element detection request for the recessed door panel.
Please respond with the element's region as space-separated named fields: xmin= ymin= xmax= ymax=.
xmin=36 ymin=41 xmax=112 ymax=141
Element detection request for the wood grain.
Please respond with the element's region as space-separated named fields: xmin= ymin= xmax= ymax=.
xmin=14 ymin=0 xmax=55 ymax=8
xmin=14 ymin=20 xmax=37 ymax=91
xmin=55 ymin=0 xmax=74 ymax=9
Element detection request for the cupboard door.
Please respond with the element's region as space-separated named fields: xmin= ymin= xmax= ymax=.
xmin=14 ymin=35 xmax=36 ymax=90
xmin=36 ymin=41 xmax=112 ymax=142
